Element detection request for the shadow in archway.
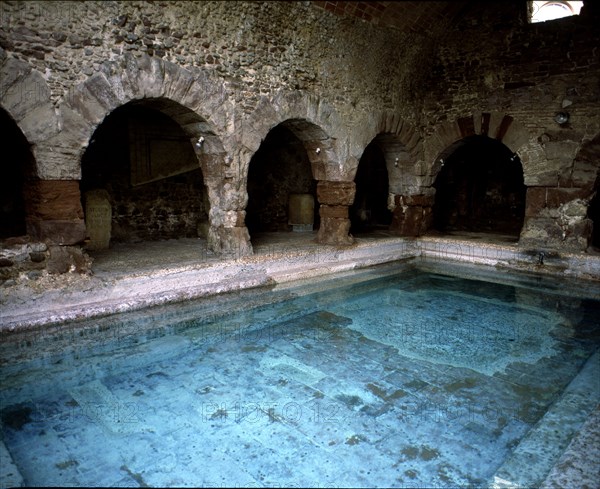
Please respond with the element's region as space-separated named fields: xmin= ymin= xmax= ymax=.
xmin=432 ymin=135 xmax=526 ymax=239
xmin=80 ymin=101 xmax=209 ymax=250
xmin=0 ymin=109 xmax=35 ymax=240
xmin=350 ymin=141 xmax=392 ymax=236
xmin=246 ymin=122 xmax=320 ymax=247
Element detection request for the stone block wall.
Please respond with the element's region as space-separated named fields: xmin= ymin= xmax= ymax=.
xmin=0 ymin=0 xmax=598 ymax=273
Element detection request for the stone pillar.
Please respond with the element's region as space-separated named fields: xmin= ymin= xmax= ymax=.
xmin=207 ymin=208 xmax=253 ymax=258
xmin=201 ymin=150 xmax=253 ymax=258
xmin=389 ymin=194 xmax=434 ymax=237
xmin=288 ymin=193 xmax=315 ymax=232
xmin=84 ymin=189 xmax=112 ymax=250
xmin=316 ymin=181 xmax=355 ymax=245
xmin=24 ymin=180 xmax=86 ymax=245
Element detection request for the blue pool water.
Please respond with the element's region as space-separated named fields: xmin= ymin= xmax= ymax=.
xmin=1 ymin=262 xmax=599 ymax=488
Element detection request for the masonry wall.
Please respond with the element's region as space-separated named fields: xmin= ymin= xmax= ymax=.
xmin=0 ymin=0 xmax=599 ymax=282
xmin=0 ymin=0 xmax=437 ymax=265
xmin=0 ymin=1 xmax=427 ymax=118
xmin=420 ymin=1 xmax=600 ymax=252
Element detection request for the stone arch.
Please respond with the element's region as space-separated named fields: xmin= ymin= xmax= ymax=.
xmin=55 ymin=53 xmax=233 ymax=179
xmin=80 ymin=98 xmax=218 ymax=249
xmin=0 ymin=49 xmax=60 ymax=179
xmin=422 ymin=113 xmax=531 ymax=239
xmin=54 ymin=53 xmax=243 ymax=254
xmin=350 ymin=133 xmax=400 ymax=234
xmin=0 ymin=53 xmax=84 ymax=245
xmin=246 ymin=119 xmax=323 ymax=238
xmin=431 ymin=135 xmax=527 ymax=237
xmin=351 ymin=113 xmax=429 ymax=236
xmin=239 ymin=91 xmax=344 ymax=181
xmin=240 ymin=92 xmax=355 ymax=245
xmin=346 ymin=112 xmax=424 ymax=186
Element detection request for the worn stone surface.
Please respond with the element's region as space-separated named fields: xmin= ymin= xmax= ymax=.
xmin=317 ymin=216 xmax=353 ymax=245
xmin=26 ymin=219 xmax=86 ymax=246
xmin=46 ymin=245 xmax=92 ymax=274
xmin=319 ymin=205 xmax=348 ymax=219
xmin=541 ymin=405 xmax=600 ymax=489
xmin=388 ymin=194 xmax=433 ymax=237
xmin=316 ymin=181 xmax=356 ymax=206
xmin=0 ymin=240 xmax=48 ymax=281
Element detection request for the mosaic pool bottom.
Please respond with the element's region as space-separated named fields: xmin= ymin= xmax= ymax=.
xmin=1 ymin=264 xmax=599 ymax=488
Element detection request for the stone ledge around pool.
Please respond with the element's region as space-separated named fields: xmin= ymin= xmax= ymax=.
xmin=1 ymin=236 xmax=599 ymax=332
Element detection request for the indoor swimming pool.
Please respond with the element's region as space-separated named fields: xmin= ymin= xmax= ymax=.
xmin=1 ymin=261 xmax=599 ymax=488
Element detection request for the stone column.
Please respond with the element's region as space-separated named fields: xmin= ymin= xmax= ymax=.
xmin=316 ymin=180 xmax=355 ymax=245
xmin=207 ymin=208 xmax=253 ymax=258
xmin=389 ymin=194 xmax=434 ymax=237
xmin=24 ymin=180 xmax=86 ymax=245
xmin=200 ymin=149 xmax=253 ymax=258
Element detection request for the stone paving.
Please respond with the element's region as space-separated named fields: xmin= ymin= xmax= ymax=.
xmin=1 ymin=263 xmax=599 ymax=488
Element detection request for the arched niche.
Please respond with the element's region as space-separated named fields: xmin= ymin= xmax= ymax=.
xmin=0 ymin=108 xmax=35 ymax=240
xmin=350 ymin=137 xmax=393 ymax=234
xmin=80 ymin=99 xmax=212 ymax=249
xmin=432 ymin=135 xmax=526 ymax=238
xmin=246 ymin=120 xmax=320 ymax=241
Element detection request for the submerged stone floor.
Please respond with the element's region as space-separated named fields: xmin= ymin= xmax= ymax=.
xmin=0 ymin=261 xmax=598 ymax=488
xmin=1 ymin=231 xmax=599 ymax=488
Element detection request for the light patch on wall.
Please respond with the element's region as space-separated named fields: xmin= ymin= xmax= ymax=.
xmin=129 ymin=125 xmax=198 ymax=186
xmin=529 ymin=1 xmax=583 ymax=23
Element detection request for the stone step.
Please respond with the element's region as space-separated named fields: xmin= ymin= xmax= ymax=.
xmin=0 ymin=439 xmax=24 ymax=488
xmin=540 ymin=404 xmax=600 ymax=488
xmin=490 ymin=349 xmax=600 ymax=488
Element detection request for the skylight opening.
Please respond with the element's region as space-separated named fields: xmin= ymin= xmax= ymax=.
xmin=529 ymin=1 xmax=583 ymax=23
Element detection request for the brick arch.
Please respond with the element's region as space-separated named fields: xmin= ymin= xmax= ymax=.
xmin=0 ymin=50 xmax=60 ymax=177
xmin=52 ymin=52 xmax=234 ymax=180
xmin=427 ymin=112 xmax=529 ymax=179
